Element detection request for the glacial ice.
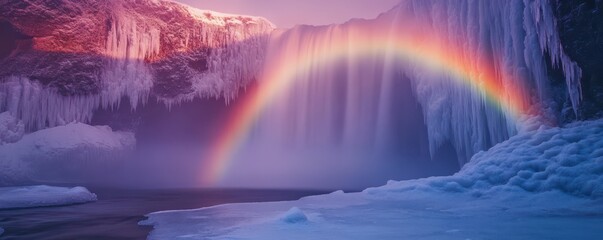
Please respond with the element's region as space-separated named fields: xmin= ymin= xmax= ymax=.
xmin=142 ymin=119 xmax=603 ymax=240
xmin=0 ymin=121 xmax=135 ymax=185
xmin=0 ymin=185 xmax=96 ymax=210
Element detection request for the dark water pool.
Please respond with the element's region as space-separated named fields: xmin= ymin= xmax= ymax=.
xmin=0 ymin=188 xmax=330 ymax=240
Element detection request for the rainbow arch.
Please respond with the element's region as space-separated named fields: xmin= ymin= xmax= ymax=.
xmin=199 ymin=26 xmax=533 ymax=186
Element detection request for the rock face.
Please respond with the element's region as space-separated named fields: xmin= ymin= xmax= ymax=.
xmin=0 ymin=0 xmax=274 ymax=130
xmin=552 ymin=0 xmax=603 ymax=120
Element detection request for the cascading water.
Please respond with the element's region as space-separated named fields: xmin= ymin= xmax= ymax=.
xmin=250 ymin=25 xmax=430 ymax=157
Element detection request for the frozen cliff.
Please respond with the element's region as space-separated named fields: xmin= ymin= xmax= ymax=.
xmin=0 ymin=0 xmax=274 ymax=130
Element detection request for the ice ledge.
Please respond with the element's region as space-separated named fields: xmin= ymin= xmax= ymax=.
xmin=0 ymin=185 xmax=97 ymax=210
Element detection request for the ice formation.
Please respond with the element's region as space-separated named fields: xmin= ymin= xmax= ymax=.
xmin=280 ymin=207 xmax=308 ymax=224
xmin=0 ymin=77 xmax=101 ymax=130
xmin=0 ymin=185 xmax=96 ymax=209
xmin=0 ymin=0 xmax=274 ymax=130
xmin=247 ymin=0 xmax=583 ymax=164
xmin=0 ymin=122 xmax=135 ymax=185
xmin=142 ymin=119 xmax=603 ymax=240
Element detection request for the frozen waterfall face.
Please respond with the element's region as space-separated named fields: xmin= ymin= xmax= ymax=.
xmin=0 ymin=0 xmax=274 ymax=130
xmin=240 ymin=0 xmax=584 ymax=168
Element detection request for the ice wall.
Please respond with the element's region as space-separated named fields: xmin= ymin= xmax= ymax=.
xmin=403 ymin=0 xmax=581 ymax=162
xmin=248 ymin=0 xmax=582 ymax=165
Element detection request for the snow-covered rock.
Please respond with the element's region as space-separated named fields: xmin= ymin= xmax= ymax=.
xmin=0 ymin=0 xmax=274 ymax=130
xmin=142 ymin=119 xmax=603 ymax=240
xmin=0 ymin=185 xmax=96 ymax=209
xmin=0 ymin=122 xmax=135 ymax=185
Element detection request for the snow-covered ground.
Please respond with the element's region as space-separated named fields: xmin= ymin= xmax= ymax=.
xmin=0 ymin=185 xmax=96 ymax=210
xmin=0 ymin=116 xmax=135 ymax=185
xmin=142 ymin=120 xmax=603 ymax=239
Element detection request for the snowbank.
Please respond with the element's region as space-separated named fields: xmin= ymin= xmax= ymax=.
xmin=370 ymin=119 xmax=603 ymax=198
xmin=0 ymin=185 xmax=96 ymax=209
xmin=142 ymin=120 xmax=603 ymax=239
xmin=0 ymin=121 xmax=135 ymax=185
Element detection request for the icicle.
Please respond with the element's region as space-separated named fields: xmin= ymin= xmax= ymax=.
xmin=526 ymin=0 xmax=582 ymax=116
xmin=0 ymin=77 xmax=98 ymax=131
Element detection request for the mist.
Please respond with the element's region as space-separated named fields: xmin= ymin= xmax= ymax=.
xmin=79 ymin=79 xmax=459 ymax=190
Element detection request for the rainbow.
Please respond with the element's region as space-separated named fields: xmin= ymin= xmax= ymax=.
xmin=199 ymin=25 xmax=533 ymax=185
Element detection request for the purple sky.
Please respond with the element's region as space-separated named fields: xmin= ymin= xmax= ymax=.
xmin=174 ymin=0 xmax=400 ymax=28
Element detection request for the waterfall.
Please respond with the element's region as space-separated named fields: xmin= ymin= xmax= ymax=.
xmin=242 ymin=0 xmax=582 ymax=165
xmin=0 ymin=0 xmax=582 ymax=168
